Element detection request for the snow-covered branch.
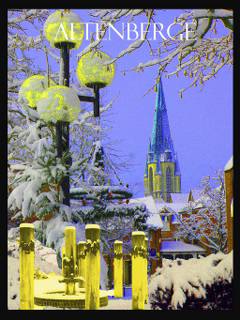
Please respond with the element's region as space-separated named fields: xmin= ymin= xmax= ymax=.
xmin=174 ymin=171 xmax=227 ymax=253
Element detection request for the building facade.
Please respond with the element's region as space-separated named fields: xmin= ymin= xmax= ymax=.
xmin=224 ymin=156 xmax=233 ymax=253
xmin=144 ymin=78 xmax=181 ymax=202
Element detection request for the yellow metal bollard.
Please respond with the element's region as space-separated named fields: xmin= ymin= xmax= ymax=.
xmin=20 ymin=223 xmax=35 ymax=310
xmin=61 ymin=245 xmax=65 ymax=276
xmin=132 ymin=231 xmax=146 ymax=310
xmin=144 ymin=237 xmax=148 ymax=304
xmin=85 ymin=224 xmax=100 ymax=310
xmin=77 ymin=241 xmax=86 ymax=289
xmin=114 ymin=240 xmax=123 ymax=298
xmin=63 ymin=226 xmax=77 ymax=295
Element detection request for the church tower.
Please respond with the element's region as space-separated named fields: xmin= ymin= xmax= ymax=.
xmin=144 ymin=78 xmax=181 ymax=202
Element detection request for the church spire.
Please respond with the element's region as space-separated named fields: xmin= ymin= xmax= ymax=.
xmin=151 ymin=77 xmax=175 ymax=158
xmin=144 ymin=77 xmax=181 ymax=200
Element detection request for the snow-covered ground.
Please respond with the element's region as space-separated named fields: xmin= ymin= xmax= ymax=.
xmin=8 ymin=229 xmax=150 ymax=310
xmin=8 ymin=233 xmax=62 ymax=310
xmin=8 ymin=251 xmax=150 ymax=310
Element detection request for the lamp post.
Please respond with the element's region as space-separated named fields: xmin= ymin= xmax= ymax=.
xmin=43 ymin=9 xmax=84 ymax=206
xmin=19 ymin=9 xmax=115 ymax=206
xmin=42 ymin=9 xmax=115 ymax=205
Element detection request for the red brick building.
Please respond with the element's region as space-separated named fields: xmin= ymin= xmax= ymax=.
xmin=224 ymin=156 xmax=233 ymax=252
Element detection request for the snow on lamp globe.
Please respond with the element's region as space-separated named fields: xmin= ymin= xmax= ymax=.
xmin=44 ymin=9 xmax=84 ymax=49
xmin=36 ymin=85 xmax=81 ymax=123
xmin=76 ymin=49 xmax=115 ymax=89
xmin=76 ymin=49 xmax=115 ymax=117
xmin=18 ymin=75 xmax=56 ymax=108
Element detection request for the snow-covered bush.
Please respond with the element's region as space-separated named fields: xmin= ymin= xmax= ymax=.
xmin=149 ymin=251 xmax=233 ymax=310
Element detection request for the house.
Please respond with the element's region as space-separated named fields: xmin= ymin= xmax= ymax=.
xmin=224 ymin=156 xmax=233 ymax=252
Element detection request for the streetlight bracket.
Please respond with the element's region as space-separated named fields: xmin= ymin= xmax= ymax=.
xmin=77 ymin=84 xmax=100 ymax=118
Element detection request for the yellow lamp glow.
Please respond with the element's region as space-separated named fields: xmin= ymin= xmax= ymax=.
xmin=44 ymin=10 xmax=84 ymax=49
xmin=37 ymin=85 xmax=81 ymax=123
xmin=76 ymin=50 xmax=115 ymax=88
xmin=18 ymin=75 xmax=56 ymax=108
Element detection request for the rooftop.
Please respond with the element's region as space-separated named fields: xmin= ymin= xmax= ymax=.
xmin=160 ymin=240 xmax=206 ymax=253
xmin=170 ymin=193 xmax=189 ymax=203
xmin=146 ymin=214 xmax=163 ymax=229
xmin=224 ymin=156 xmax=233 ymax=171
xmin=130 ymin=196 xmax=159 ymax=214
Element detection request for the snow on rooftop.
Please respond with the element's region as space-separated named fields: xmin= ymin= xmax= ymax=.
xmin=70 ymin=185 xmax=131 ymax=194
xmin=129 ymin=196 xmax=164 ymax=229
xmin=156 ymin=202 xmax=187 ymax=214
xmin=171 ymin=193 xmax=189 ymax=203
xmin=160 ymin=240 xmax=206 ymax=253
xmin=129 ymin=196 xmax=158 ymax=214
xmin=224 ymin=156 xmax=233 ymax=171
xmin=146 ymin=214 xmax=163 ymax=229
xmin=191 ymin=189 xmax=202 ymax=201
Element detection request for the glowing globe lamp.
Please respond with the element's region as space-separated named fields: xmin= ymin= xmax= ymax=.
xmin=18 ymin=75 xmax=56 ymax=108
xmin=44 ymin=10 xmax=84 ymax=49
xmin=37 ymin=85 xmax=81 ymax=123
xmin=76 ymin=50 xmax=115 ymax=88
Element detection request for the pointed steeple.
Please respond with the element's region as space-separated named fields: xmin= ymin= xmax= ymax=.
xmin=144 ymin=77 xmax=181 ymax=199
xmin=188 ymin=189 xmax=194 ymax=202
xmin=151 ymin=78 xmax=175 ymax=157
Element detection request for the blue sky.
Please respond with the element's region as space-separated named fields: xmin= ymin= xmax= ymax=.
xmin=19 ymin=9 xmax=233 ymax=197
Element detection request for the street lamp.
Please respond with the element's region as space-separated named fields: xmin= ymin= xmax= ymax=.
xmin=18 ymin=10 xmax=115 ymax=206
xmin=76 ymin=49 xmax=115 ymax=117
xmin=18 ymin=75 xmax=56 ymax=108
xmin=44 ymin=9 xmax=84 ymax=50
xmin=37 ymin=85 xmax=81 ymax=122
xmin=42 ymin=9 xmax=115 ymax=205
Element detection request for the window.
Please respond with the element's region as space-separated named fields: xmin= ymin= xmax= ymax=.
xmin=149 ymin=167 xmax=153 ymax=194
xmin=162 ymin=254 xmax=173 ymax=260
xmin=166 ymin=167 xmax=171 ymax=193
xmin=162 ymin=215 xmax=170 ymax=231
xmin=175 ymin=254 xmax=193 ymax=260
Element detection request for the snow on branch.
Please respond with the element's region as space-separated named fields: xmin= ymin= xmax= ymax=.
xmin=149 ymin=251 xmax=233 ymax=310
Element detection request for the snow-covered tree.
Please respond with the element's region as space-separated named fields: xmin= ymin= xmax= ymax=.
xmin=85 ymin=9 xmax=233 ymax=96
xmin=8 ymin=10 xmax=50 ymax=163
xmin=8 ymin=10 xmax=131 ymax=224
xmin=71 ymin=187 xmax=149 ymax=288
xmin=174 ymin=171 xmax=227 ymax=253
xmin=71 ymin=185 xmax=149 ymax=250
xmin=7 ymin=12 xmax=149 ymax=282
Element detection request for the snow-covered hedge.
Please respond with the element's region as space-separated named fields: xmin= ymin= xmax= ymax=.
xmin=149 ymin=251 xmax=233 ymax=310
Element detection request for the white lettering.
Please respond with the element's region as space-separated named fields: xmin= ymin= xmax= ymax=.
xmin=185 ymin=23 xmax=196 ymax=40
xmin=167 ymin=22 xmax=182 ymax=40
xmin=108 ymin=23 xmax=125 ymax=40
xmin=85 ymin=23 xmax=97 ymax=41
xmin=140 ymin=22 xmax=151 ymax=40
xmin=55 ymin=23 xmax=68 ymax=40
xmin=127 ymin=23 xmax=139 ymax=40
xmin=153 ymin=23 xmax=167 ymax=40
